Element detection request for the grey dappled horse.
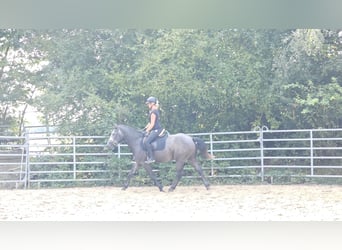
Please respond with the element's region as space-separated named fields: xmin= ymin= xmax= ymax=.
xmin=106 ymin=124 xmax=213 ymax=192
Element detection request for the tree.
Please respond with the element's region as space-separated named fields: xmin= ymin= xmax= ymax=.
xmin=0 ymin=29 xmax=48 ymax=135
xmin=272 ymin=29 xmax=342 ymax=129
xmin=33 ymin=29 xmax=342 ymax=136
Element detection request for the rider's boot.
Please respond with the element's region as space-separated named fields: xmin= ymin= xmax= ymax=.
xmin=145 ymin=145 xmax=155 ymax=163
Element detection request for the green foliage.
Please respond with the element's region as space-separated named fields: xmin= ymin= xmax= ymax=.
xmin=0 ymin=29 xmax=48 ymax=135
xmin=105 ymin=156 xmax=132 ymax=186
xmin=1 ymin=28 xmax=342 ymax=136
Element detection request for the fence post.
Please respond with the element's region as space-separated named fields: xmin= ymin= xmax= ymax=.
xmin=257 ymin=126 xmax=268 ymax=182
xmin=73 ymin=136 xmax=76 ymax=180
xmin=19 ymin=145 xmax=25 ymax=188
xmin=209 ymin=133 xmax=214 ymax=176
xmin=117 ymin=144 xmax=121 ymax=158
xmin=260 ymin=128 xmax=264 ymax=182
xmin=310 ymin=130 xmax=314 ymax=176
xmin=24 ymin=130 xmax=30 ymax=189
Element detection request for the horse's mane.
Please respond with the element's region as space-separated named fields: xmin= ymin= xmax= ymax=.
xmin=117 ymin=124 xmax=144 ymax=138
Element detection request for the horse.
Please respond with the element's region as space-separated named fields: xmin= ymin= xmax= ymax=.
xmin=106 ymin=124 xmax=213 ymax=192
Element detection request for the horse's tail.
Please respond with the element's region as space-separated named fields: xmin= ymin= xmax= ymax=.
xmin=192 ymin=137 xmax=215 ymax=159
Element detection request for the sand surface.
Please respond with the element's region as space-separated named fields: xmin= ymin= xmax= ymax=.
xmin=1 ymin=185 xmax=342 ymax=221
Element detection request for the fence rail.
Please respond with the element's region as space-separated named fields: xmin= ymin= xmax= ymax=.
xmin=1 ymin=127 xmax=342 ymax=188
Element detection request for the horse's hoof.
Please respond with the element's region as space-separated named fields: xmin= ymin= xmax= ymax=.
xmin=168 ymin=187 xmax=175 ymax=192
xmin=205 ymin=185 xmax=210 ymax=190
xmin=121 ymin=187 xmax=127 ymax=191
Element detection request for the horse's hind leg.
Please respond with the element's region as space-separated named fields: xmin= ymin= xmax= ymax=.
xmin=122 ymin=162 xmax=139 ymax=190
xmin=143 ymin=164 xmax=164 ymax=192
xmin=168 ymin=161 xmax=185 ymax=192
xmin=190 ymin=159 xmax=210 ymax=190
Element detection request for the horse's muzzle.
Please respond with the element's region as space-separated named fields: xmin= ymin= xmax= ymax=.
xmin=106 ymin=140 xmax=118 ymax=152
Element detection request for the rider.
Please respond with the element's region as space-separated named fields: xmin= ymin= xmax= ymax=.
xmin=144 ymin=96 xmax=163 ymax=163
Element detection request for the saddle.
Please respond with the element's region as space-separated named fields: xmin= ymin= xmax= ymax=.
xmin=157 ymin=128 xmax=167 ymax=138
xmin=142 ymin=129 xmax=169 ymax=151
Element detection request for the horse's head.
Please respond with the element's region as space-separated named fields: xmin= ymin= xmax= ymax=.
xmin=106 ymin=125 xmax=124 ymax=151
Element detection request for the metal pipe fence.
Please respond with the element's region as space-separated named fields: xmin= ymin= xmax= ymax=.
xmin=1 ymin=127 xmax=342 ymax=188
xmin=0 ymin=136 xmax=27 ymax=188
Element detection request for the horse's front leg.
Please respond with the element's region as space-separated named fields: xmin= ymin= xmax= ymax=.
xmin=122 ymin=162 xmax=139 ymax=190
xmin=143 ymin=164 xmax=164 ymax=192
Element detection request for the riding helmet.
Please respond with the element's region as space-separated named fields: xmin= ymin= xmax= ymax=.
xmin=146 ymin=96 xmax=158 ymax=104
